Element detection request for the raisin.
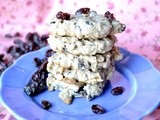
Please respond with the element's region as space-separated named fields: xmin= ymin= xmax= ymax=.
xmin=38 ymin=34 xmax=49 ymax=48
xmin=92 ymin=104 xmax=106 ymax=114
xmin=45 ymin=49 xmax=54 ymax=58
xmin=33 ymin=57 xmax=42 ymax=67
xmin=28 ymin=42 xmax=38 ymax=51
xmin=56 ymin=11 xmax=70 ymax=20
xmin=6 ymin=46 xmax=14 ymax=53
xmin=10 ymin=46 xmax=24 ymax=59
xmin=24 ymin=57 xmax=48 ymax=96
xmin=75 ymin=8 xmax=90 ymax=15
xmin=40 ymin=34 xmax=49 ymax=41
xmin=104 ymin=11 xmax=115 ymax=21
xmin=5 ymin=34 xmax=12 ymax=38
xmin=26 ymin=32 xmax=40 ymax=42
xmin=38 ymin=60 xmax=48 ymax=72
xmin=13 ymin=32 xmax=21 ymax=37
xmin=32 ymin=72 xmax=41 ymax=82
xmin=41 ymin=100 xmax=52 ymax=110
xmin=13 ymin=39 xmax=23 ymax=46
xmin=0 ymin=54 xmax=4 ymax=62
xmin=20 ymin=43 xmax=29 ymax=53
xmin=111 ymin=86 xmax=124 ymax=95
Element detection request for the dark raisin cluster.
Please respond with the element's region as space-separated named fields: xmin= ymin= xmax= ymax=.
xmin=56 ymin=11 xmax=70 ymax=20
xmin=8 ymin=32 xmax=48 ymax=59
xmin=0 ymin=32 xmax=49 ymax=75
xmin=24 ymin=49 xmax=54 ymax=96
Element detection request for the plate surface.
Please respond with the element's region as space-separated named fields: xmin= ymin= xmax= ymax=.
xmin=0 ymin=46 xmax=160 ymax=120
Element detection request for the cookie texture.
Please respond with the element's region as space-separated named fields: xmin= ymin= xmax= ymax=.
xmin=49 ymin=10 xmax=125 ymax=39
xmin=48 ymin=35 xmax=116 ymax=55
xmin=46 ymin=8 xmax=125 ymax=104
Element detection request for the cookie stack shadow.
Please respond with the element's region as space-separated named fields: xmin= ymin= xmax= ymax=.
xmin=46 ymin=8 xmax=125 ymax=104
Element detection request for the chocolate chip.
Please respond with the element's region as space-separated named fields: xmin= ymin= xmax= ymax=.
xmin=75 ymin=8 xmax=90 ymax=15
xmin=92 ymin=104 xmax=106 ymax=114
xmin=111 ymin=86 xmax=124 ymax=95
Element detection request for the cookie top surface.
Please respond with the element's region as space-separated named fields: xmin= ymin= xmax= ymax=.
xmin=49 ymin=8 xmax=126 ymax=39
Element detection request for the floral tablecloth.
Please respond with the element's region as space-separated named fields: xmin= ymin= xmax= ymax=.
xmin=0 ymin=0 xmax=160 ymax=119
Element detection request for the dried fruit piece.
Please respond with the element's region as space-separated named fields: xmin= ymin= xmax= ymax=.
xmin=26 ymin=32 xmax=40 ymax=42
xmin=75 ymin=7 xmax=90 ymax=15
xmin=41 ymin=100 xmax=52 ymax=110
xmin=33 ymin=57 xmax=42 ymax=67
xmin=13 ymin=39 xmax=23 ymax=46
xmin=0 ymin=54 xmax=4 ymax=62
xmin=5 ymin=34 xmax=12 ymax=38
xmin=104 ymin=11 xmax=115 ymax=21
xmin=38 ymin=60 xmax=48 ymax=72
xmin=32 ymin=72 xmax=41 ymax=82
xmin=56 ymin=11 xmax=70 ymax=20
xmin=111 ymin=86 xmax=124 ymax=95
xmin=45 ymin=49 xmax=54 ymax=58
xmin=92 ymin=104 xmax=106 ymax=114
xmin=13 ymin=32 xmax=21 ymax=37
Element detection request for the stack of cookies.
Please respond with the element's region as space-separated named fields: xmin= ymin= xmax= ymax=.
xmin=46 ymin=8 xmax=126 ymax=104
